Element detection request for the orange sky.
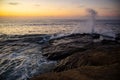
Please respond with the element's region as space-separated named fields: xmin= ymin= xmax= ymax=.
xmin=0 ymin=0 xmax=120 ymax=18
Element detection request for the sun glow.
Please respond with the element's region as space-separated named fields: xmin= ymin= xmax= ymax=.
xmin=0 ymin=0 xmax=119 ymax=18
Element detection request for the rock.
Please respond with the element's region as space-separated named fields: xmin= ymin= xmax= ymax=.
xmin=31 ymin=64 xmax=120 ymax=80
xmin=101 ymin=40 xmax=116 ymax=44
xmin=92 ymin=33 xmax=100 ymax=39
xmin=30 ymin=34 xmax=120 ymax=80
xmin=115 ymin=33 xmax=120 ymax=43
xmin=54 ymin=44 xmax=120 ymax=72
xmin=43 ymin=42 xmax=89 ymax=60
xmin=21 ymin=37 xmax=43 ymax=43
xmin=42 ymin=34 xmax=92 ymax=60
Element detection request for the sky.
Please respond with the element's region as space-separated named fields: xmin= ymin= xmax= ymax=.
xmin=0 ymin=0 xmax=120 ymax=18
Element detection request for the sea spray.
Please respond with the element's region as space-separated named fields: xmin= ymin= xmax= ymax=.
xmin=86 ymin=8 xmax=97 ymax=34
xmin=71 ymin=9 xmax=97 ymax=34
xmin=86 ymin=9 xmax=115 ymax=38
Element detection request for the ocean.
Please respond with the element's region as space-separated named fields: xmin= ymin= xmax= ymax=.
xmin=0 ymin=18 xmax=120 ymax=36
xmin=0 ymin=18 xmax=120 ymax=80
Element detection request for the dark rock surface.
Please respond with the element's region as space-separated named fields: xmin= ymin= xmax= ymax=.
xmin=31 ymin=34 xmax=120 ymax=80
xmin=32 ymin=64 xmax=120 ymax=80
xmin=116 ymin=33 xmax=120 ymax=43
xmin=54 ymin=44 xmax=120 ymax=72
xmin=42 ymin=34 xmax=93 ymax=60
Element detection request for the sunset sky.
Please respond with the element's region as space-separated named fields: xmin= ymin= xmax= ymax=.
xmin=0 ymin=0 xmax=120 ymax=18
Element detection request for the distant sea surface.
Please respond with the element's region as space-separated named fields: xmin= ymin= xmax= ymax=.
xmin=0 ymin=18 xmax=120 ymax=36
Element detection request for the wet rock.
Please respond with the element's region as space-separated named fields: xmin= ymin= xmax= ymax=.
xmin=101 ymin=40 xmax=116 ymax=44
xmin=91 ymin=33 xmax=100 ymax=39
xmin=53 ymin=52 xmax=89 ymax=72
xmin=42 ymin=34 xmax=92 ymax=60
xmin=54 ymin=45 xmax=120 ymax=72
xmin=21 ymin=37 xmax=43 ymax=43
xmin=115 ymin=33 xmax=120 ymax=43
xmin=31 ymin=63 xmax=120 ymax=80
xmin=43 ymin=44 xmax=87 ymax=60
xmin=31 ymin=44 xmax=120 ymax=80
xmin=43 ymin=41 xmax=90 ymax=57
xmin=31 ymin=34 xmax=120 ymax=80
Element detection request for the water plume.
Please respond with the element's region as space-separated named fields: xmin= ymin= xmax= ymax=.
xmin=71 ymin=8 xmax=97 ymax=34
xmin=86 ymin=8 xmax=97 ymax=34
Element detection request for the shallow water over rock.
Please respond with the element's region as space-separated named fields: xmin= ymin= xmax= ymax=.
xmin=0 ymin=35 xmax=56 ymax=80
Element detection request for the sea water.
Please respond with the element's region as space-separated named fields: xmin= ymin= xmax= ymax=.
xmin=0 ymin=17 xmax=120 ymax=36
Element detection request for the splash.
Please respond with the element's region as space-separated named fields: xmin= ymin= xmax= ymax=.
xmin=71 ymin=8 xmax=97 ymax=34
xmin=86 ymin=8 xmax=97 ymax=34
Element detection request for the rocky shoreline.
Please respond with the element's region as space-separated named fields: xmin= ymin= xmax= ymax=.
xmin=31 ymin=33 xmax=120 ymax=80
xmin=0 ymin=34 xmax=55 ymax=80
xmin=0 ymin=33 xmax=120 ymax=80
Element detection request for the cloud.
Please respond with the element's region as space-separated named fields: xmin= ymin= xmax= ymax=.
xmin=34 ymin=4 xmax=40 ymax=7
xmin=100 ymin=7 xmax=111 ymax=10
xmin=8 ymin=2 xmax=19 ymax=5
xmin=100 ymin=7 xmax=119 ymax=12
xmin=77 ymin=5 xmax=84 ymax=8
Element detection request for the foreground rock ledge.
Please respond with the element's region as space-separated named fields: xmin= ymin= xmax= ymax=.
xmin=31 ymin=34 xmax=120 ymax=80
